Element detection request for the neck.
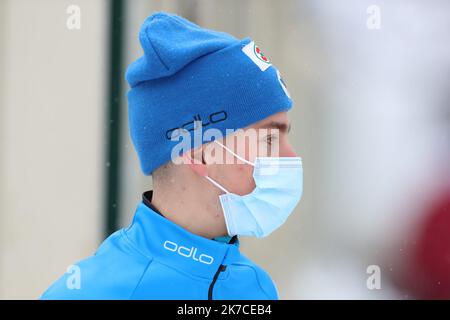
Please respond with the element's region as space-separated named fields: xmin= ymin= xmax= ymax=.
xmin=150 ymin=178 xmax=228 ymax=239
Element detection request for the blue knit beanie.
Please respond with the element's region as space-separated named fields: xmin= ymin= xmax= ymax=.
xmin=125 ymin=12 xmax=293 ymax=175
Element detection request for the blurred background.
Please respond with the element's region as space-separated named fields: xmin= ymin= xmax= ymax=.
xmin=0 ymin=0 xmax=449 ymax=299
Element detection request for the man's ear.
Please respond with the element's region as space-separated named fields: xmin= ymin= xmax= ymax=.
xmin=182 ymin=147 xmax=208 ymax=177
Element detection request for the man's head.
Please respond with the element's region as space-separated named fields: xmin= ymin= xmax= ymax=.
xmin=126 ymin=12 xmax=298 ymax=238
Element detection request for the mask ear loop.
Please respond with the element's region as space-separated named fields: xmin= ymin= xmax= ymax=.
xmin=202 ymin=140 xmax=230 ymax=194
xmin=204 ymin=140 xmax=256 ymax=194
xmin=205 ymin=175 xmax=230 ymax=194
xmin=213 ymin=140 xmax=255 ymax=166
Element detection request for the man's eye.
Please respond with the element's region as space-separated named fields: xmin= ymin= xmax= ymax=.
xmin=265 ymin=135 xmax=278 ymax=145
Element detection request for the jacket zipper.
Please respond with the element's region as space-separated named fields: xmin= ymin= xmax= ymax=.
xmin=208 ymin=264 xmax=227 ymax=300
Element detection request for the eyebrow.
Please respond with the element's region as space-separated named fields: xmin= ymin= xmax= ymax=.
xmin=258 ymin=121 xmax=291 ymax=133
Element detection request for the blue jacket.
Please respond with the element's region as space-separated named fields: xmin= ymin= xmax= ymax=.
xmin=40 ymin=192 xmax=279 ymax=300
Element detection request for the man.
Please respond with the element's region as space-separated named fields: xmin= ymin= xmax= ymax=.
xmin=41 ymin=11 xmax=303 ymax=300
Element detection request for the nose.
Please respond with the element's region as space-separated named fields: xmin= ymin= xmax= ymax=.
xmin=281 ymin=142 xmax=297 ymax=157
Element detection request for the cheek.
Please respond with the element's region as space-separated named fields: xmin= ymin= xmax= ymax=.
xmin=213 ymin=164 xmax=256 ymax=196
xmin=228 ymin=164 xmax=256 ymax=196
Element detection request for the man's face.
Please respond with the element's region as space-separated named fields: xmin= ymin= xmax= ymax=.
xmin=204 ymin=111 xmax=297 ymax=195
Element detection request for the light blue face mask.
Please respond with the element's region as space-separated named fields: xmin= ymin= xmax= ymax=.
xmin=205 ymin=140 xmax=303 ymax=238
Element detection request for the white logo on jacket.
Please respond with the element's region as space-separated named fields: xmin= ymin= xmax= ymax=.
xmin=163 ymin=240 xmax=214 ymax=265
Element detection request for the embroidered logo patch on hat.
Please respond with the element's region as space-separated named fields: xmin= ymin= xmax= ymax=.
xmin=242 ymin=41 xmax=271 ymax=71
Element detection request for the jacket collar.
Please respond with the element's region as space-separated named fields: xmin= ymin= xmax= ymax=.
xmin=124 ymin=192 xmax=241 ymax=280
